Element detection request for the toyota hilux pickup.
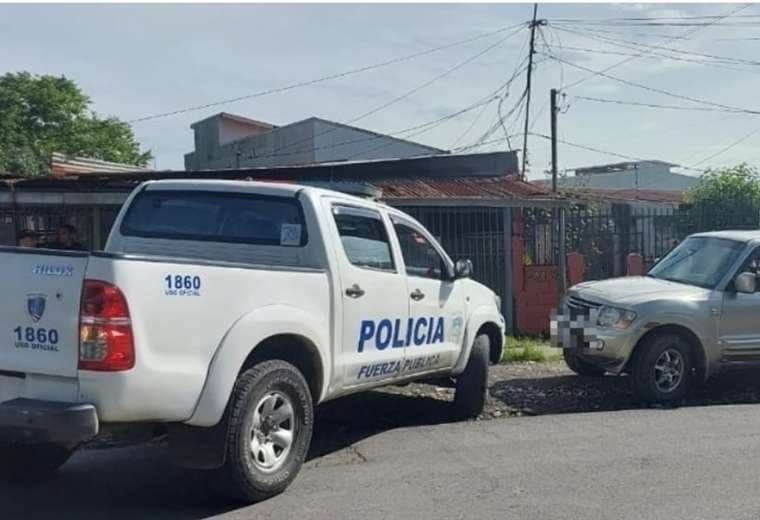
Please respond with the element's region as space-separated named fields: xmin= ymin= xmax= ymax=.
xmin=0 ymin=180 xmax=504 ymax=502
xmin=553 ymin=231 xmax=760 ymax=403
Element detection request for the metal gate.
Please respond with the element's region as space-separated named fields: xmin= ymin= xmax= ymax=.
xmin=394 ymin=205 xmax=511 ymax=328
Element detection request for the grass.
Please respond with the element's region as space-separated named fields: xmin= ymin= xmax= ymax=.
xmin=501 ymin=336 xmax=563 ymax=363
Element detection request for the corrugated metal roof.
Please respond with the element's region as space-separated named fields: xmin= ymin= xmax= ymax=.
xmin=374 ymin=175 xmax=556 ymax=200
xmin=49 ymin=153 xmax=151 ymax=177
xmin=562 ymin=187 xmax=683 ymax=204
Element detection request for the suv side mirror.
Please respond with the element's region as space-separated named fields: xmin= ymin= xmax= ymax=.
xmin=454 ymin=259 xmax=473 ymax=279
xmin=735 ymin=272 xmax=756 ymax=294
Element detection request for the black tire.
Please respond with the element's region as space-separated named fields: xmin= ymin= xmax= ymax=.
xmin=630 ymin=332 xmax=694 ymax=403
xmin=0 ymin=444 xmax=73 ymax=479
xmin=214 ymin=360 xmax=314 ymax=503
xmin=453 ymin=334 xmax=490 ymax=420
xmin=563 ymin=349 xmax=607 ymax=377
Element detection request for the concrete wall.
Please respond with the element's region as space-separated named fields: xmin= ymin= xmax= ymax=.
xmin=185 ymin=116 xmax=443 ymax=171
xmin=312 ymin=119 xmax=440 ymax=163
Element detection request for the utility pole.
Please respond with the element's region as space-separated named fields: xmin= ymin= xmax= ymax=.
xmin=550 ymin=88 xmax=559 ymax=192
xmin=521 ymin=3 xmax=540 ymax=179
xmin=550 ymin=87 xmax=566 ymax=300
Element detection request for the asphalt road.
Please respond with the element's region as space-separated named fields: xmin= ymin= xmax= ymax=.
xmin=4 ymin=398 xmax=760 ymax=520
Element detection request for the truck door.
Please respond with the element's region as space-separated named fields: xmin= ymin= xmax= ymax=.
xmin=720 ymin=247 xmax=760 ymax=359
xmin=329 ymin=204 xmax=410 ymax=387
xmin=390 ymin=216 xmax=466 ymax=374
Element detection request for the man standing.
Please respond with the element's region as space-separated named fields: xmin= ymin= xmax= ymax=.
xmin=49 ymin=224 xmax=87 ymax=251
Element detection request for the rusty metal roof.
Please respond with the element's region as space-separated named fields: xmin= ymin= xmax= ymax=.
xmin=562 ymin=187 xmax=683 ymax=204
xmin=375 ymin=175 xmax=556 ymax=200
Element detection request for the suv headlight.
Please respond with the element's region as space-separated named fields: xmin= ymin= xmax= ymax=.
xmin=597 ymin=306 xmax=637 ymax=330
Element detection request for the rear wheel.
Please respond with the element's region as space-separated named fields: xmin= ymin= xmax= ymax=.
xmin=563 ymin=349 xmax=606 ymax=377
xmin=214 ymin=360 xmax=313 ymax=503
xmin=453 ymin=334 xmax=490 ymax=419
xmin=0 ymin=444 xmax=73 ymax=479
xmin=631 ymin=332 xmax=694 ymax=403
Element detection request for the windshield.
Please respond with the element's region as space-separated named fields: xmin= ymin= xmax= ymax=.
xmin=648 ymin=237 xmax=746 ymax=289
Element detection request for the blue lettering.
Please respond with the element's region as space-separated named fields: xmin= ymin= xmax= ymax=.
xmin=405 ymin=318 xmax=413 ymax=346
xmin=426 ymin=316 xmax=435 ymax=344
xmin=413 ymin=317 xmax=427 ymax=345
xmin=358 ymin=365 xmax=369 ymax=378
xmin=358 ymin=320 xmax=375 ymax=352
xmin=392 ymin=319 xmax=405 ymax=348
xmin=432 ymin=318 xmax=445 ymax=344
xmin=376 ymin=319 xmax=393 ymax=350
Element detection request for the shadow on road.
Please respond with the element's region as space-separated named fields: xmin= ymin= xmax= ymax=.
xmin=489 ymin=363 xmax=760 ymax=415
xmin=0 ymin=391 xmax=459 ymax=519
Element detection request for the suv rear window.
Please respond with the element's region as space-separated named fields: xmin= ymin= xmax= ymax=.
xmin=120 ymin=190 xmax=307 ymax=246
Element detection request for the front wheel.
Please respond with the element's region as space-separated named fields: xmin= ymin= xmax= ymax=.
xmin=630 ymin=333 xmax=694 ymax=403
xmin=215 ymin=360 xmax=314 ymax=503
xmin=453 ymin=334 xmax=490 ymax=419
xmin=0 ymin=444 xmax=73 ymax=479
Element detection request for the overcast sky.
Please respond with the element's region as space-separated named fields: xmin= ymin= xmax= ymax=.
xmin=2 ymin=2 xmax=760 ymax=183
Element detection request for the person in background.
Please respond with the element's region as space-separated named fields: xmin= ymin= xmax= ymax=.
xmin=17 ymin=230 xmax=38 ymax=248
xmin=49 ymin=224 xmax=87 ymax=251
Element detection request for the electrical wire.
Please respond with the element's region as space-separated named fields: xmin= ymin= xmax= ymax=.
xmin=540 ymin=52 xmax=760 ymax=116
xmin=557 ymin=4 xmax=751 ymax=91
xmin=529 ymin=132 xmax=705 ymax=173
xmin=688 ymin=127 xmax=760 ymax=168
xmin=266 ymin=23 xmax=527 ymax=158
xmin=573 ymin=95 xmax=745 ymax=113
xmin=127 ymin=21 xmax=527 ymax=124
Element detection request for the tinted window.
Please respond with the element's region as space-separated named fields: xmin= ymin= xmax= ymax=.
xmin=333 ymin=208 xmax=394 ymax=271
xmin=394 ymin=222 xmax=447 ymax=280
xmin=121 ymin=190 xmax=306 ymax=246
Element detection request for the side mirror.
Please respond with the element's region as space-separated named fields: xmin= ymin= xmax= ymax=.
xmin=455 ymin=259 xmax=473 ymax=279
xmin=735 ymin=272 xmax=756 ymax=294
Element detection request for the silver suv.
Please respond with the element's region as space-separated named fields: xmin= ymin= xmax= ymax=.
xmin=552 ymin=230 xmax=760 ymax=403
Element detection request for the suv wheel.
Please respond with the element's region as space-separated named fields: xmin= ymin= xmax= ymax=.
xmin=631 ymin=332 xmax=694 ymax=403
xmin=215 ymin=360 xmax=314 ymax=503
xmin=563 ymin=349 xmax=606 ymax=377
xmin=453 ymin=334 xmax=490 ymax=419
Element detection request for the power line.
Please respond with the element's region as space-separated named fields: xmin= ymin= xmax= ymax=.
xmin=530 ymin=132 xmax=705 ymax=174
xmin=557 ymin=4 xmax=750 ymax=91
xmin=553 ymin=24 xmax=760 ymax=68
xmin=573 ymin=95 xmax=746 ymax=113
xmin=267 ymin=24 xmax=528 ymax=158
xmin=540 ymin=52 xmax=760 ymax=116
xmin=538 ymin=43 xmax=760 ymax=75
xmin=688 ymin=127 xmax=760 ymax=168
xmin=550 ymin=13 xmax=760 ymax=23
xmin=127 ymin=21 xmax=526 ymax=124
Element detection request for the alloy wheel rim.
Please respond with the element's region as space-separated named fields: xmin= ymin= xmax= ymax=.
xmin=653 ymin=348 xmax=684 ymax=394
xmin=249 ymin=391 xmax=295 ymax=473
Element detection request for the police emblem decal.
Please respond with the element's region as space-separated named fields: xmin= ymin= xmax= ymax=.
xmin=27 ymin=293 xmax=47 ymax=322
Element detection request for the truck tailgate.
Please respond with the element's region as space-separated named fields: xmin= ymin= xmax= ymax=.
xmin=0 ymin=248 xmax=88 ymax=378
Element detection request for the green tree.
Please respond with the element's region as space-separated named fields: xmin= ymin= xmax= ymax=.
xmin=684 ymin=163 xmax=760 ymax=232
xmin=0 ymin=71 xmax=152 ymax=176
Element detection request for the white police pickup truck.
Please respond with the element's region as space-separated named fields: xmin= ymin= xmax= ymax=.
xmin=0 ymin=180 xmax=504 ymax=502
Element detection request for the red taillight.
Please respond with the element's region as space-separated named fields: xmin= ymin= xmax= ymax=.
xmin=79 ymin=279 xmax=134 ymax=371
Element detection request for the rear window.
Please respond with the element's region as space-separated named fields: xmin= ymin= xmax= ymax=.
xmin=120 ymin=190 xmax=307 ymax=246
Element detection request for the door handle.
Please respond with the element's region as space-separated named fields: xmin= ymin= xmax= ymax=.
xmin=345 ymin=284 xmax=365 ymax=298
xmin=410 ymin=288 xmax=425 ymax=301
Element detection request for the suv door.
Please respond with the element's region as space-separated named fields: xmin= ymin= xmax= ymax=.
xmin=720 ymin=246 xmax=760 ymax=359
xmin=391 ymin=216 xmax=466 ymax=373
xmin=329 ymin=204 xmax=410 ymax=387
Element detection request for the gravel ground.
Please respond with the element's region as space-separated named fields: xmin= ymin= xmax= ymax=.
xmin=87 ymin=360 xmax=760 ymax=456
